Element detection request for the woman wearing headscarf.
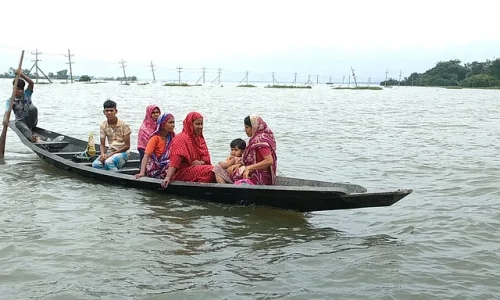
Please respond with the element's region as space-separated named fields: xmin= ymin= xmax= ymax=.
xmin=161 ymin=112 xmax=215 ymax=188
xmin=135 ymin=113 xmax=175 ymax=179
xmin=137 ymin=104 xmax=161 ymax=164
xmin=214 ymin=115 xmax=277 ymax=185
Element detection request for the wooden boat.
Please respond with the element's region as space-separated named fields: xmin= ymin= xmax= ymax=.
xmin=9 ymin=122 xmax=412 ymax=212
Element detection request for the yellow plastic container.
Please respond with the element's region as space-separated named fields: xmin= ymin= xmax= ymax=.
xmin=87 ymin=132 xmax=96 ymax=157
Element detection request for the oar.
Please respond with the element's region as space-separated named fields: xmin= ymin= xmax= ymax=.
xmin=0 ymin=50 xmax=25 ymax=158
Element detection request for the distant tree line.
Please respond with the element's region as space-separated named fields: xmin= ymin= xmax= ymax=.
xmin=48 ymin=69 xmax=69 ymax=80
xmin=0 ymin=67 xmax=138 ymax=82
xmin=0 ymin=67 xmax=31 ymax=78
xmin=381 ymin=58 xmax=500 ymax=88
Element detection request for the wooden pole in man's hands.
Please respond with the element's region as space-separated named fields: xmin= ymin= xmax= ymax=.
xmin=0 ymin=50 xmax=25 ymax=158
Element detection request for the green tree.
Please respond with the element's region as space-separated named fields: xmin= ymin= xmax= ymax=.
xmin=379 ymin=78 xmax=400 ymax=86
xmin=461 ymin=74 xmax=497 ymax=87
xmin=78 ymin=75 xmax=91 ymax=82
xmin=486 ymin=58 xmax=500 ymax=79
xmin=465 ymin=61 xmax=487 ymax=77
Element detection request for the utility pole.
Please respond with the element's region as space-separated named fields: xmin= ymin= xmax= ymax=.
xmin=177 ymin=66 xmax=183 ymax=84
xmin=368 ymin=77 xmax=372 ymax=86
xmin=292 ymin=72 xmax=297 ymax=85
xmin=239 ymin=71 xmax=249 ymax=85
xmin=398 ymin=70 xmax=402 ymax=86
xmin=27 ymin=49 xmax=52 ymax=83
xmin=384 ymin=69 xmax=389 ymax=87
xmin=272 ymin=72 xmax=279 ymax=85
xmin=342 ymin=75 xmax=345 ymax=85
xmin=316 ymin=75 xmax=320 ymax=85
xmin=351 ymin=67 xmax=358 ymax=87
xmin=150 ymin=61 xmax=156 ymax=83
xmin=120 ymin=59 xmax=128 ymax=84
xmin=210 ymin=68 xmax=222 ymax=85
xmin=32 ymin=49 xmax=41 ymax=83
xmin=195 ymin=67 xmax=207 ymax=85
xmin=304 ymin=75 xmax=313 ymax=85
xmin=65 ymin=49 xmax=74 ymax=83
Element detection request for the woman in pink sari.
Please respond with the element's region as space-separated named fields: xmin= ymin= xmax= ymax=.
xmin=137 ymin=105 xmax=161 ymax=164
xmin=214 ymin=115 xmax=277 ymax=185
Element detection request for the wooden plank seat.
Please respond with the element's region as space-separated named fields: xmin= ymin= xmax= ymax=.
xmin=35 ymin=141 xmax=71 ymax=152
xmin=76 ymin=159 xmax=141 ymax=167
xmin=55 ymin=151 xmax=101 ymax=158
xmin=115 ymin=168 xmax=140 ymax=175
xmin=73 ymin=162 xmax=139 ymax=175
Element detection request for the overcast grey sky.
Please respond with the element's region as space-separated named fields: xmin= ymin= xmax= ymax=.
xmin=1 ymin=0 xmax=498 ymax=82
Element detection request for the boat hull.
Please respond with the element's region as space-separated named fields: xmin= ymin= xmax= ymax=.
xmin=9 ymin=122 xmax=412 ymax=212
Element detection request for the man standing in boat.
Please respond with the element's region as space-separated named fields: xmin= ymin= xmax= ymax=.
xmin=3 ymin=71 xmax=39 ymax=142
xmin=92 ymin=100 xmax=131 ymax=171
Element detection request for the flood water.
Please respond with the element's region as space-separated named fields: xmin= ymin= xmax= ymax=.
xmin=1 ymin=80 xmax=499 ymax=299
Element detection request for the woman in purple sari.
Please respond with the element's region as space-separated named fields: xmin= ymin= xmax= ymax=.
xmin=135 ymin=113 xmax=175 ymax=179
xmin=214 ymin=115 xmax=277 ymax=185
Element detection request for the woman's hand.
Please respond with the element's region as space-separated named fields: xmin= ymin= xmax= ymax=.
xmin=243 ymin=168 xmax=253 ymax=179
xmin=227 ymin=164 xmax=240 ymax=174
xmin=161 ymin=177 xmax=171 ymax=189
xmin=135 ymin=172 xmax=145 ymax=179
xmin=192 ymin=160 xmax=206 ymax=166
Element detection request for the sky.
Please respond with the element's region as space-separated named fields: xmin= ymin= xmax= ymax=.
xmin=0 ymin=0 xmax=498 ymax=83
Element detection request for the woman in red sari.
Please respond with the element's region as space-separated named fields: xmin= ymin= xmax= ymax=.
xmin=161 ymin=112 xmax=215 ymax=188
xmin=214 ymin=115 xmax=277 ymax=185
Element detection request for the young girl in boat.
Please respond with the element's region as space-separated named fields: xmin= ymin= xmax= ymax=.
xmin=137 ymin=105 xmax=161 ymax=164
xmin=134 ymin=113 xmax=175 ymax=179
xmin=214 ymin=138 xmax=247 ymax=183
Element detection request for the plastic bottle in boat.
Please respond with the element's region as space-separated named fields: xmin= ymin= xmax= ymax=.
xmin=87 ymin=132 xmax=96 ymax=157
xmin=46 ymin=135 xmax=65 ymax=142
